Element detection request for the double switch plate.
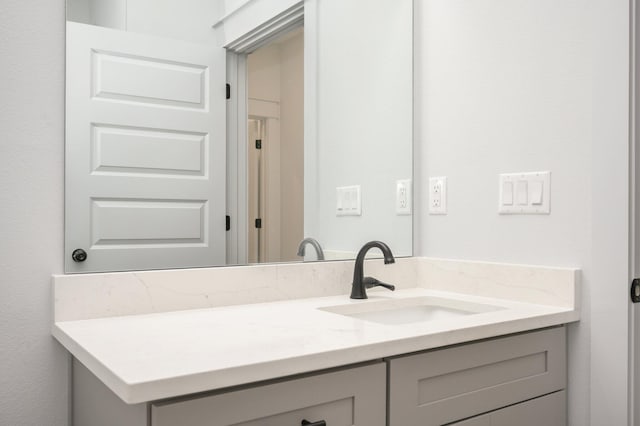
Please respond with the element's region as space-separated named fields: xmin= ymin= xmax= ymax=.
xmin=499 ymin=171 xmax=550 ymax=214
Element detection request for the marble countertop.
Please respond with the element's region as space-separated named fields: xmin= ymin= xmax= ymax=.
xmin=52 ymin=286 xmax=579 ymax=404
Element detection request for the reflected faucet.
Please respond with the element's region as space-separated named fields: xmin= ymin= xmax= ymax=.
xmin=297 ymin=237 xmax=325 ymax=261
xmin=351 ymin=241 xmax=396 ymax=299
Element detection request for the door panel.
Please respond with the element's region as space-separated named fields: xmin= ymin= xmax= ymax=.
xmin=92 ymin=50 xmax=207 ymax=108
xmin=92 ymin=124 xmax=207 ymax=176
xmin=66 ymin=22 xmax=226 ymax=272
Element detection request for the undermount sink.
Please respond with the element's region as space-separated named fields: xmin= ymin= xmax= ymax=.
xmin=319 ymin=296 xmax=502 ymax=325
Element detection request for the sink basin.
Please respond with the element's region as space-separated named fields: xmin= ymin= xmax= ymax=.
xmin=319 ymin=296 xmax=502 ymax=325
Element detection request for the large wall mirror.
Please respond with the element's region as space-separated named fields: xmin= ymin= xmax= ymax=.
xmin=64 ymin=0 xmax=413 ymax=273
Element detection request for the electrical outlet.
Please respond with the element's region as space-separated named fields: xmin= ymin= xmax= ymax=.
xmin=429 ymin=176 xmax=447 ymax=214
xmin=396 ymin=179 xmax=412 ymax=215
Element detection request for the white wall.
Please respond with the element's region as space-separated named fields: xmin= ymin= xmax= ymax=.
xmin=414 ymin=1 xmax=630 ymax=425
xmin=67 ymin=0 xmax=220 ymax=43
xmin=66 ymin=0 xmax=91 ymax=25
xmin=126 ymin=0 xmax=219 ymax=44
xmin=308 ymin=0 xmax=413 ymax=258
xmin=67 ymin=0 xmax=127 ymax=30
xmin=0 ymin=0 xmax=70 ymax=425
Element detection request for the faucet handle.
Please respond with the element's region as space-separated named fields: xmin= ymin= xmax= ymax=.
xmin=363 ymin=276 xmax=395 ymax=292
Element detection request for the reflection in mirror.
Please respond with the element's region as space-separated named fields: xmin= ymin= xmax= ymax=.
xmin=247 ymin=27 xmax=304 ymax=264
xmin=64 ymin=0 xmax=412 ymax=273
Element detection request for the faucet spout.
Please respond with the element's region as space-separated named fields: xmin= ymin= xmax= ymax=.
xmin=297 ymin=237 xmax=325 ymax=261
xmin=351 ymin=241 xmax=395 ymax=299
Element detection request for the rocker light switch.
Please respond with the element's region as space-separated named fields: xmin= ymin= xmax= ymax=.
xmin=499 ymin=171 xmax=551 ymax=214
xmin=502 ymin=181 xmax=514 ymax=205
xmin=516 ymin=181 xmax=528 ymax=205
xmin=530 ymin=181 xmax=543 ymax=205
xmin=336 ymin=185 xmax=361 ymax=216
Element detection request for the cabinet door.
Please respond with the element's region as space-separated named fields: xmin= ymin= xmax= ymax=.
xmin=151 ymin=363 xmax=386 ymax=426
xmin=451 ymin=391 xmax=566 ymax=426
xmin=388 ymin=327 xmax=566 ymax=426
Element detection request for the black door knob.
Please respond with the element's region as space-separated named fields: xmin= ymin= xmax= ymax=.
xmin=301 ymin=420 xmax=326 ymax=426
xmin=72 ymin=248 xmax=87 ymax=262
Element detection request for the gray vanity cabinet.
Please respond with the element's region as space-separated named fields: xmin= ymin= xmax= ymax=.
xmin=387 ymin=327 xmax=566 ymax=426
xmin=73 ymin=327 xmax=567 ymax=426
xmin=151 ymin=362 xmax=386 ymax=426
xmin=450 ymin=391 xmax=566 ymax=426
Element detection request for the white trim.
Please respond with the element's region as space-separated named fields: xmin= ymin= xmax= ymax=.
xmin=226 ymin=52 xmax=249 ymax=266
xmin=631 ymin=0 xmax=639 ymax=424
xmin=589 ymin=0 xmax=632 ymax=423
xmin=224 ymin=2 xmax=304 ymax=53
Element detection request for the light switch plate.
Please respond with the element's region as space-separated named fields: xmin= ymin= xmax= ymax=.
xmin=499 ymin=171 xmax=550 ymax=214
xmin=429 ymin=176 xmax=447 ymax=215
xmin=336 ymin=185 xmax=362 ymax=216
xmin=396 ymin=179 xmax=412 ymax=215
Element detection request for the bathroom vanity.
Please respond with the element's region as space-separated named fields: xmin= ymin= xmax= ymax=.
xmin=52 ymin=258 xmax=579 ymax=426
xmin=73 ymin=327 xmax=565 ymax=426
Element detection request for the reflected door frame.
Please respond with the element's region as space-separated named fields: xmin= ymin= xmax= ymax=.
xmin=248 ymin=104 xmax=282 ymax=263
xmin=224 ymin=1 xmax=315 ymax=266
xmin=226 ymin=52 xmax=248 ymax=265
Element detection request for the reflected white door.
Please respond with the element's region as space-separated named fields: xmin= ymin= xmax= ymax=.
xmin=65 ymin=22 xmax=226 ymax=273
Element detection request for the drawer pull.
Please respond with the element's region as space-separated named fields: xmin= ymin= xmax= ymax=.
xmin=301 ymin=420 xmax=326 ymax=426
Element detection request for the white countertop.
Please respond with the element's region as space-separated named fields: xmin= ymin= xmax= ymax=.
xmin=53 ymin=287 xmax=579 ymax=404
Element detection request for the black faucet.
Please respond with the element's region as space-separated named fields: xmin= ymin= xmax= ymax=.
xmin=350 ymin=241 xmax=396 ymax=299
xmin=297 ymin=237 xmax=325 ymax=261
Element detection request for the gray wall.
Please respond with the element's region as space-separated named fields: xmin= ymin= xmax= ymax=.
xmin=0 ymin=0 xmax=70 ymax=425
xmin=414 ymin=1 xmax=630 ymax=425
xmin=311 ymin=0 xmax=413 ymax=257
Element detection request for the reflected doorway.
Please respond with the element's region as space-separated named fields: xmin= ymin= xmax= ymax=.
xmin=247 ymin=27 xmax=304 ymax=263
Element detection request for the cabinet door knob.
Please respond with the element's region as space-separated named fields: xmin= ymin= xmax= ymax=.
xmin=301 ymin=420 xmax=326 ymax=426
xmin=71 ymin=248 xmax=87 ymax=262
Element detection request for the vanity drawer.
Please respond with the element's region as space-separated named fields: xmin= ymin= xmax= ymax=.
xmin=450 ymin=390 xmax=566 ymax=426
xmin=388 ymin=327 xmax=566 ymax=426
xmin=151 ymin=362 xmax=386 ymax=426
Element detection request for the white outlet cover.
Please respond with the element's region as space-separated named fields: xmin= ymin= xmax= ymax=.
xmin=396 ymin=179 xmax=412 ymax=215
xmin=429 ymin=176 xmax=447 ymax=215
